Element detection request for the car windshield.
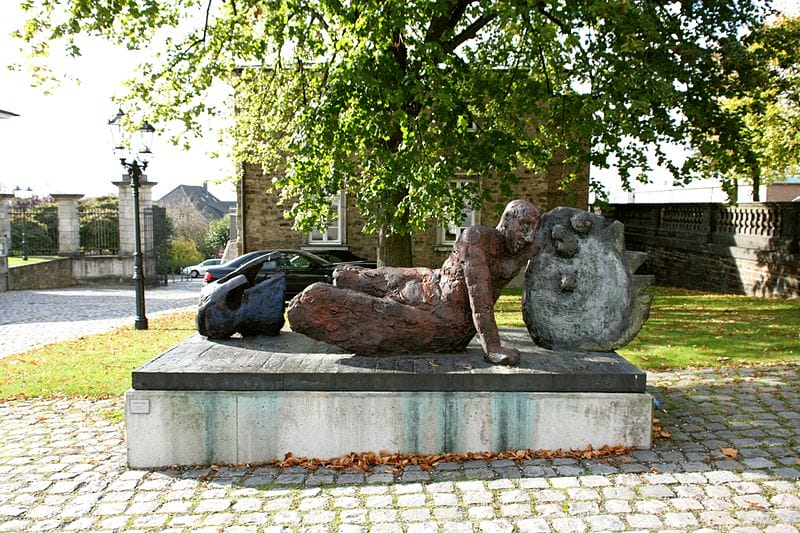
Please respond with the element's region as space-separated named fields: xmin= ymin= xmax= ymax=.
xmin=228 ymin=252 xmax=266 ymax=267
xmin=294 ymin=250 xmax=332 ymax=266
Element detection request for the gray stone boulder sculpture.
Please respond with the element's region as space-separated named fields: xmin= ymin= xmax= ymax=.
xmin=197 ymin=251 xmax=286 ymax=339
xmin=523 ymin=207 xmax=654 ymax=351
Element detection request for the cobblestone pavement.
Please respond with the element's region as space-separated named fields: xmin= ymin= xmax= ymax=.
xmin=0 ymin=281 xmax=203 ymax=358
xmin=0 ymin=365 xmax=798 ymax=532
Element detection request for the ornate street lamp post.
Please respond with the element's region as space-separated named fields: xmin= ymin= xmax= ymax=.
xmin=108 ymin=109 xmax=155 ymax=330
xmin=12 ymin=185 xmax=33 ymax=261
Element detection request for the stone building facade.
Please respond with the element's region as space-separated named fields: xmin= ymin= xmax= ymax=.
xmin=238 ymin=155 xmax=588 ymax=268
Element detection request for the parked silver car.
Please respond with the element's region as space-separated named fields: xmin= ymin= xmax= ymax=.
xmin=182 ymin=258 xmax=222 ymax=278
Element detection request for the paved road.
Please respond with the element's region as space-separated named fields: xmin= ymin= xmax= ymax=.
xmin=0 ymin=281 xmax=203 ymax=358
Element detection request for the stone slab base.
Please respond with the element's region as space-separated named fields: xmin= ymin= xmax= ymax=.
xmin=126 ymin=329 xmax=652 ymax=468
xmin=132 ymin=330 xmax=647 ymax=393
xmin=125 ymin=389 xmax=652 ymax=468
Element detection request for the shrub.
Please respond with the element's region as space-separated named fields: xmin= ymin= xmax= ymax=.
xmin=167 ymin=237 xmax=203 ymax=274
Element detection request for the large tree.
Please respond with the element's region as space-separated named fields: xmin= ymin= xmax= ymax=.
xmin=690 ymin=15 xmax=800 ymax=201
xmin=14 ymin=0 xmax=771 ymax=265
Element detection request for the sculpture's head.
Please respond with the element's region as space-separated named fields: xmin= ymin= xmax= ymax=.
xmin=497 ymin=200 xmax=541 ymax=254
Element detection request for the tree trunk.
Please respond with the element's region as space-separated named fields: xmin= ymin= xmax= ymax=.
xmin=752 ymin=169 xmax=761 ymax=202
xmin=375 ymin=184 xmax=413 ymax=267
xmin=378 ymin=229 xmax=413 ymax=267
xmin=725 ymin=177 xmax=739 ymax=205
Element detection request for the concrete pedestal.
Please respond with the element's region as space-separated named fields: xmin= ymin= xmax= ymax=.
xmin=126 ymin=329 xmax=652 ymax=468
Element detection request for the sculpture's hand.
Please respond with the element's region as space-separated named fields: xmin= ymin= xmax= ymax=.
xmin=483 ymin=346 xmax=520 ymax=366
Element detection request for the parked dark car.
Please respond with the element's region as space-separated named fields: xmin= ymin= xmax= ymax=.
xmin=309 ymin=249 xmax=378 ymax=269
xmin=203 ymin=249 xmax=338 ymax=299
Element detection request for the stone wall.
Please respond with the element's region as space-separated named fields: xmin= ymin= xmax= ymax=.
xmin=4 ymin=256 xmax=161 ymax=291
xmin=239 ymin=157 xmax=588 ymax=268
xmin=71 ymin=255 xmax=160 ymax=285
xmin=8 ymin=258 xmax=76 ymax=290
xmin=0 ymin=181 xmax=165 ymax=291
xmin=606 ymin=203 xmax=800 ymax=298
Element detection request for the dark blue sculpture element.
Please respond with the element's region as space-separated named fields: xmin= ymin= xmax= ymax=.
xmin=197 ymin=251 xmax=286 ymax=339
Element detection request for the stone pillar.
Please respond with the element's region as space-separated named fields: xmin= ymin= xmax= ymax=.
xmin=115 ymin=174 xmax=157 ymax=255
xmin=220 ymin=206 xmax=239 ymax=262
xmin=0 ymin=194 xmax=11 ymax=292
xmin=51 ymin=194 xmax=84 ymax=256
xmin=228 ymin=207 xmax=238 ymax=242
xmin=0 ymin=255 xmax=6 ymax=291
xmin=0 ymin=193 xmax=12 ymax=257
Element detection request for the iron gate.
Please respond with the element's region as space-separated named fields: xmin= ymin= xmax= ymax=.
xmin=9 ymin=203 xmax=58 ymax=256
xmin=143 ymin=206 xmax=169 ymax=279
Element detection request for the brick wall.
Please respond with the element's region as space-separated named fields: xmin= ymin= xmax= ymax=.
xmin=238 ymin=167 xmax=302 ymax=252
xmin=240 ymin=157 xmax=588 ymax=268
xmin=607 ymin=203 xmax=800 ymax=298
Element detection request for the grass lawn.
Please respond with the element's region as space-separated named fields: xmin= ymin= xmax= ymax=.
xmin=0 ymin=287 xmax=797 ymax=401
xmin=497 ymin=286 xmax=799 ymax=369
xmin=0 ymin=311 xmax=195 ymax=399
xmin=7 ymin=256 xmax=59 ymax=267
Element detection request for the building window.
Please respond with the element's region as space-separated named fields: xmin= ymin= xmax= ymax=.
xmin=437 ymin=181 xmax=478 ymax=245
xmin=309 ymin=191 xmax=345 ymax=245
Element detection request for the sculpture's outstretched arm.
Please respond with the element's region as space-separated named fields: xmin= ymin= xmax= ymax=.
xmin=459 ymin=230 xmax=520 ymax=365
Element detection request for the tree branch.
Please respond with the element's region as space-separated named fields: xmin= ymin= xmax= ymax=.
xmin=445 ymin=13 xmax=497 ymax=51
xmin=169 ymin=0 xmax=214 ymax=70
xmin=391 ymin=30 xmax=408 ymax=70
xmin=536 ymin=2 xmax=566 ymax=32
xmin=425 ymin=0 xmax=473 ymax=43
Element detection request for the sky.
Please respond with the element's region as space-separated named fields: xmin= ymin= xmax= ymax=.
xmin=0 ymin=3 xmax=236 ymax=202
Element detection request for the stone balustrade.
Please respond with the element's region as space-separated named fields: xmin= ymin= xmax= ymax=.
xmin=605 ymin=202 xmax=799 ymax=297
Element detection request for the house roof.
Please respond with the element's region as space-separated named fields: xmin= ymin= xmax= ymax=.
xmin=156 ymin=184 xmax=235 ymax=221
xmin=0 ymin=109 xmax=20 ymax=119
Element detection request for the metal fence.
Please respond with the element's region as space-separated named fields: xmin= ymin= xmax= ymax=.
xmin=9 ymin=204 xmax=58 ymax=256
xmin=79 ymin=206 xmax=119 ymax=255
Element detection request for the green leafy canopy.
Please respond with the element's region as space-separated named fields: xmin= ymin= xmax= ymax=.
xmin=13 ymin=0 xmax=774 ymax=261
xmin=690 ymin=14 xmax=800 ymax=201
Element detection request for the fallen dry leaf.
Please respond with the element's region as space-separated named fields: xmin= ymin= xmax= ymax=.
xmin=270 ymin=444 xmax=632 ymax=473
xmin=721 ymin=447 xmax=739 ymax=458
xmin=651 ymin=418 xmax=671 ymax=440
